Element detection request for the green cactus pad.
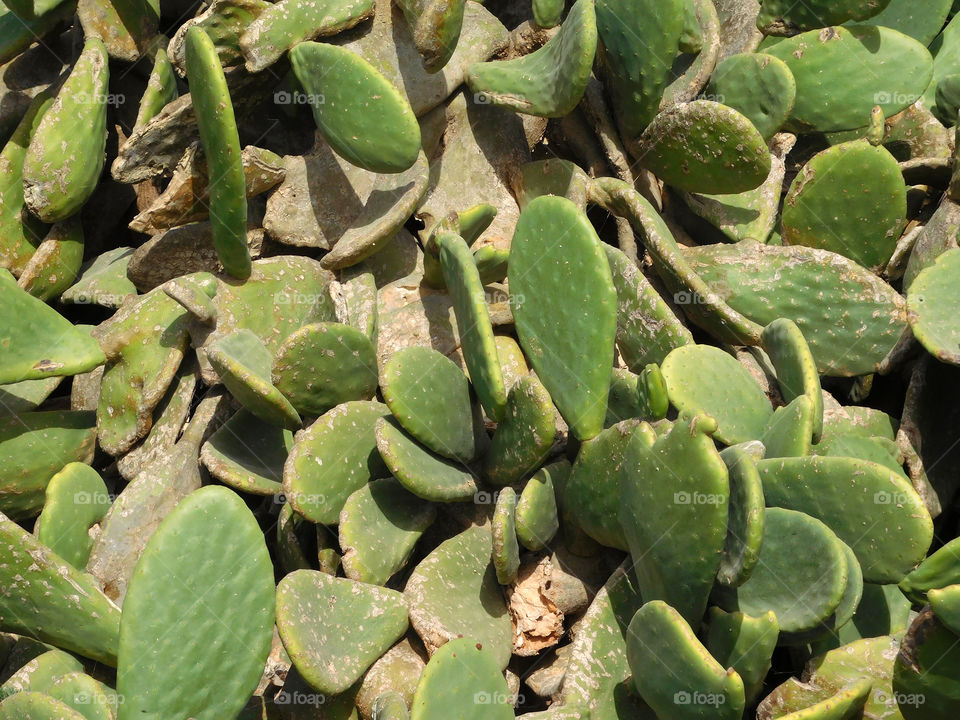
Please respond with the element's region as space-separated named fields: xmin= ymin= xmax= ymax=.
xmin=0 ymin=410 xmax=96 ymax=520
xmin=515 ymin=462 xmax=560 ymax=551
xmin=603 ymin=244 xmax=693 ymax=370
xmin=95 ymin=287 xmax=190 ymax=456
xmin=757 ymin=455 xmax=933 ymax=582
xmin=435 ymin=232 xmax=508 ymax=422
xmin=397 ymin=0 xmax=466 ymax=72
xmin=757 ymin=0 xmax=891 ymax=33
xmin=563 ymin=419 xmax=646 ymax=550
xmin=685 ymin=241 xmax=908 ymax=376
xmin=626 ymin=600 xmax=745 ymax=720
xmin=184 ymin=26 xmax=251 ymax=280
xmin=334 ymin=271 xmax=378 ymax=343
xmin=0 ymin=513 xmax=120 ymax=665
xmin=409 ymin=636 xmax=512 ymax=720
xmin=62 ymin=247 xmax=136 ymax=309
xmin=766 ymin=679 xmax=873 ymax=720
xmin=340 ymin=478 xmax=436 ymax=586
xmin=830 ymin=541 xmax=865 ymax=633
xmin=0 ymin=692 xmax=86 ymax=719
xmin=606 ymin=368 xmax=642 ymax=426
xmin=200 ymin=409 xmax=292 ymax=495
xmin=272 ymin=322 xmax=378 ymax=416
xmin=705 ymin=53 xmax=796 ymax=139
xmin=117 ymin=486 xmax=274 ymax=720
xmin=760 ymin=396 xmax=815 ymax=459
xmin=207 ymin=329 xmax=302 ymax=430
xmin=717 ymin=446 xmax=765 ymax=587
xmin=491 ymin=486 xmax=519 ymax=585
xmin=713 ymin=507 xmax=847 ymax=637
xmin=466 ymin=0 xmax=596 ymax=117
xmin=862 ymin=0 xmax=952 ymax=46
xmin=596 ymin=0 xmax=683 ymax=137
xmin=34 ymin=463 xmax=110 ymax=570
xmin=289 ymin=42 xmax=421 ymax=173
xmin=404 ymin=526 xmax=512 ymax=669
xmin=381 ymin=346 xmax=476 ymax=462
xmin=533 ymin=0 xmax=564 ymax=28
xmin=375 ymin=417 xmax=478 ymax=502
xmin=283 ymin=400 xmax=390 ymax=524
xmin=764 ymin=25 xmax=933 ymax=132
xmin=0 ymin=92 xmax=51 ymax=278
xmin=373 ymin=691 xmax=409 ymax=720
xmin=17 ymin=218 xmax=84 ymax=302
xmin=21 ymin=39 xmax=108 ymax=223
xmin=0 ymin=271 xmax=105 ymax=384
xmin=45 ymin=672 xmax=114 ymax=720
xmin=811 ymin=433 xmax=905 ymax=479
xmin=636 ymin=100 xmax=771 ymax=194
xmin=484 ymin=375 xmax=555 ymax=486
xmin=620 ymin=415 xmax=729 ymax=623
xmin=277 ymin=570 xmax=408 ymax=695
xmin=661 ymin=344 xmax=773 ymax=445
xmin=782 ymin=139 xmax=906 ymax=271
xmin=706 ymin=608 xmax=779 ymax=702
xmin=893 ymin=609 xmax=960 ymax=719
xmin=0 ymin=649 xmax=83 ymax=698
xmin=928 ymin=584 xmax=960 ymax=636
xmin=900 ymin=536 xmax=960 ymax=603
xmin=907 ymin=248 xmax=960 ymax=364
xmin=761 ymin=317 xmax=823 ymax=442
xmin=134 ymin=42 xmax=178 ymax=129
xmin=509 ymin=195 xmax=616 ymax=441
xmin=239 ymin=0 xmax=374 ymax=72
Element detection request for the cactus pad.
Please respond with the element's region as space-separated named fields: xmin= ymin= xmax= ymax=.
xmin=200 ymin=409 xmax=291 ymax=495
xmin=706 ymin=608 xmax=778 ymax=702
xmin=409 ymin=637 xmax=512 ymax=720
xmin=636 ymin=100 xmax=771 ymax=194
xmin=375 ymin=417 xmax=478 ymax=502
xmin=117 ymin=486 xmax=275 ymax=720
xmin=34 ymin=463 xmax=110 ymax=570
xmin=509 ymin=195 xmax=616 ymax=441
xmin=907 ymin=248 xmax=960 ymax=365
xmin=283 ymin=400 xmax=389 ymax=524
xmin=272 ymin=322 xmax=378 ymax=416
xmin=491 ymin=486 xmax=519 ymax=585
xmin=466 ymin=0 xmax=597 ymax=118
xmin=0 ymin=692 xmax=86 ymax=719
xmin=289 ymin=42 xmax=421 ymax=173
xmin=276 ymin=569 xmax=409 ymax=695
xmin=717 ymin=446 xmax=765 ymax=587
xmin=514 ymin=462 xmax=560 ymax=551
xmin=339 ymin=477 xmax=436 ymax=586
xmin=380 ymin=346 xmax=476 ymax=462
xmin=705 ymin=53 xmax=796 ymax=139
xmin=484 ymin=374 xmax=555 ymax=486
xmin=762 ymin=317 xmax=823 ymax=442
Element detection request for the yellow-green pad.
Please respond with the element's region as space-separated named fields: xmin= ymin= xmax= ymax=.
xmin=339 ymin=477 xmax=436 ymax=586
xmin=272 ymin=321 xmax=378 ymax=416
xmin=762 ymin=317 xmax=823 ymax=442
xmin=409 ymin=636 xmax=512 ymax=720
xmin=705 ymin=53 xmax=796 ymax=140
xmin=662 ymin=344 xmax=773 ymax=445
xmin=207 ymin=328 xmax=302 ymax=430
xmin=491 ymin=486 xmax=519 ymax=585
xmin=0 ymin=692 xmax=86 ymax=719
xmin=706 ymin=608 xmax=779 ymax=703
xmin=289 ymin=42 xmax=421 ymax=173
xmin=509 ymin=195 xmax=616 ymax=441
xmin=34 ymin=463 xmax=111 ymax=570
xmin=515 ymin=462 xmax=560 ymax=551
xmin=928 ymin=584 xmax=960 ymax=636
xmin=375 ymin=416 xmax=478 ymax=502
xmin=626 ymin=600 xmax=745 ymax=720
xmin=907 ymin=247 xmax=960 ymax=365
xmin=117 ymin=486 xmax=275 ymax=720
xmin=0 ymin=270 xmax=105 ymax=384
xmin=380 ymin=346 xmax=476 ymax=462
xmin=761 ymin=395 xmax=815 ymax=459
xmin=283 ymin=400 xmax=390 ymax=524
xmin=466 ymin=0 xmax=597 ymax=118
xmin=0 ymin=513 xmax=120 ymax=666
xmin=277 ymin=570 xmax=409 ymax=695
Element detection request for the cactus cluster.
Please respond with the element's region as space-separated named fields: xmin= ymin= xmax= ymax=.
xmin=4 ymin=0 xmax=960 ymax=718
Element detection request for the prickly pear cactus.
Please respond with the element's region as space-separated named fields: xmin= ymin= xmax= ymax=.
xmin=117 ymin=486 xmax=275 ymax=720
